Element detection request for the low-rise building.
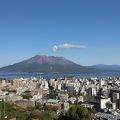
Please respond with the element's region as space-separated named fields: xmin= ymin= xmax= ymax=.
xmin=47 ymin=99 xmax=60 ymax=106
xmin=95 ymin=112 xmax=120 ymax=120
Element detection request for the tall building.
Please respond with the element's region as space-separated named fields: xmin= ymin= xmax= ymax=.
xmin=13 ymin=79 xmax=22 ymax=88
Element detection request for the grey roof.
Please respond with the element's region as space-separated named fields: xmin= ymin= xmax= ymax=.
xmin=96 ymin=112 xmax=120 ymax=120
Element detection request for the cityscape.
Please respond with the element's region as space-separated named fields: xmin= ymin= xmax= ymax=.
xmin=1 ymin=0 xmax=120 ymax=120
xmin=1 ymin=74 xmax=120 ymax=120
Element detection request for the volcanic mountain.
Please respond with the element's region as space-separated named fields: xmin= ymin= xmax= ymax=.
xmin=0 ymin=55 xmax=96 ymax=73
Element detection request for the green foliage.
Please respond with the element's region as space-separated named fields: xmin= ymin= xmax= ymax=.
xmin=65 ymin=105 xmax=90 ymax=120
xmin=0 ymin=101 xmax=26 ymax=120
xmin=48 ymin=90 xmax=58 ymax=99
xmin=44 ymin=105 xmax=59 ymax=112
xmin=40 ymin=112 xmax=53 ymax=120
xmin=21 ymin=93 xmax=32 ymax=100
xmin=35 ymin=102 xmax=42 ymax=110
xmin=0 ymin=101 xmax=55 ymax=120
xmin=91 ymin=108 xmax=96 ymax=113
xmin=44 ymin=105 xmax=52 ymax=111
xmin=27 ymin=106 xmax=35 ymax=111
xmin=51 ymin=106 xmax=60 ymax=112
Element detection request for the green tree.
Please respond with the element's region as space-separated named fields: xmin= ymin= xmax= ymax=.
xmin=65 ymin=105 xmax=90 ymax=120
xmin=35 ymin=102 xmax=42 ymax=110
xmin=22 ymin=93 xmax=32 ymax=100
xmin=40 ymin=112 xmax=53 ymax=120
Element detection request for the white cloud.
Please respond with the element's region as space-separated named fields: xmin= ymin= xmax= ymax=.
xmin=53 ymin=43 xmax=86 ymax=52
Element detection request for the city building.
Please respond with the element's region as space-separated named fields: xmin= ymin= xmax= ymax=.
xmin=13 ymin=79 xmax=22 ymax=88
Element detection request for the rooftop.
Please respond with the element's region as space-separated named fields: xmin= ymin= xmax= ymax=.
xmin=96 ymin=112 xmax=120 ymax=120
xmin=47 ymin=99 xmax=59 ymax=103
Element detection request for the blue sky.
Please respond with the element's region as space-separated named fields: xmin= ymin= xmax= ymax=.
xmin=0 ymin=0 xmax=120 ymax=67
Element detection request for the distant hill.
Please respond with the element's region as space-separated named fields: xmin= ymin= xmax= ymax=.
xmin=0 ymin=55 xmax=96 ymax=73
xmin=90 ymin=64 xmax=120 ymax=71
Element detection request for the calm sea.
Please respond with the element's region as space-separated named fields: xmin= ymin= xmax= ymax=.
xmin=0 ymin=72 xmax=120 ymax=79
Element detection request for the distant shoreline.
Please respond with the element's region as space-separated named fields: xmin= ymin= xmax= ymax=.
xmin=0 ymin=71 xmax=120 ymax=79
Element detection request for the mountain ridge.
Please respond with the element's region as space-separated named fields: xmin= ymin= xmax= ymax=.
xmin=0 ymin=55 xmax=96 ymax=73
xmin=90 ymin=64 xmax=120 ymax=71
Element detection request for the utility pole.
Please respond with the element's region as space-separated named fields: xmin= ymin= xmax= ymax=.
xmin=3 ymin=98 xmax=7 ymax=119
xmin=0 ymin=98 xmax=7 ymax=119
